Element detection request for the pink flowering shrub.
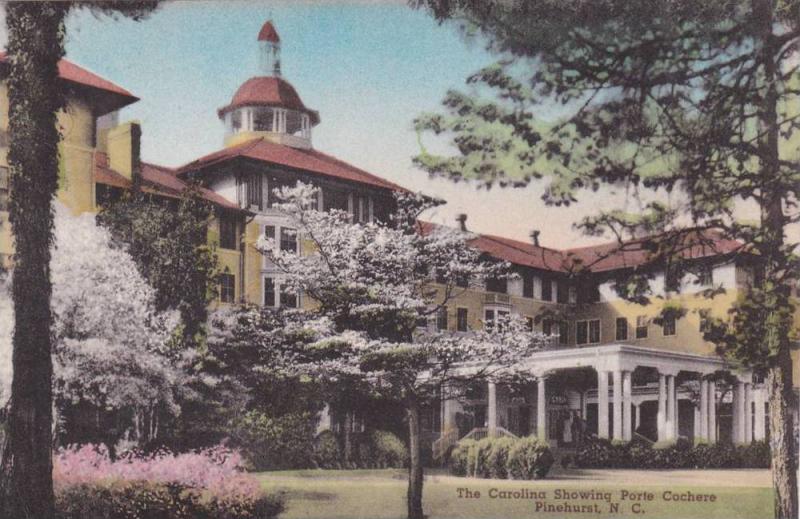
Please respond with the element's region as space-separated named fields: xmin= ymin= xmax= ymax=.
xmin=53 ymin=444 xmax=283 ymax=519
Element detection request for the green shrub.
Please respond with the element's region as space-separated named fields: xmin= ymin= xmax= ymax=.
xmin=506 ymin=436 xmax=554 ymax=480
xmin=449 ymin=440 xmax=475 ymax=476
xmin=574 ymin=436 xmax=769 ymax=470
xmin=738 ymin=441 xmax=771 ymax=468
xmin=233 ymin=411 xmax=317 ymax=470
xmin=575 ymin=437 xmax=614 ymax=468
xmin=468 ymin=438 xmax=494 ymax=478
xmin=360 ymin=430 xmax=408 ymax=468
xmin=54 ymin=481 xmax=284 ymax=519
xmin=314 ymin=430 xmax=342 ymax=469
xmin=486 ymin=437 xmax=516 ymax=479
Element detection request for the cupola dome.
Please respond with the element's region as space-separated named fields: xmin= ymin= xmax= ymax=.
xmin=220 ymin=20 xmax=318 ymax=149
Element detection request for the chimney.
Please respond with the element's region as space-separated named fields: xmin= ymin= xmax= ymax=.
xmin=105 ymin=121 xmax=141 ymax=182
xmin=530 ymin=230 xmax=540 ymax=247
xmin=456 ymin=213 xmax=467 ymax=231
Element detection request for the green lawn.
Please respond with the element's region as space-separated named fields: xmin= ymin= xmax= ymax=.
xmin=257 ymin=468 xmax=774 ymax=519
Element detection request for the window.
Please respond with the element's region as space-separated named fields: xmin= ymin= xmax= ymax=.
xmin=219 ymin=273 xmax=235 ymax=303
xmin=558 ymin=321 xmax=568 ymax=345
xmin=246 ymin=173 xmax=263 ymax=210
xmin=699 ymin=316 xmax=711 ymax=333
xmin=589 ymin=319 xmax=601 ymax=343
xmin=662 ymin=315 xmax=676 ymax=336
xmin=264 ymin=277 xmax=276 ymax=307
xmin=576 ymin=321 xmax=588 ymax=345
xmin=264 ymin=225 xmax=276 ymax=242
xmin=457 ymin=308 xmax=469 ymax=332
xmin=253 ymin=107 xmax=276 ymax=132
xmin=0 ymin=166 xmax=8 ymax=211
xmin=665 ymin=266 xmax=681 ymax=293
xmin=280 ymin=289 xmax=298 ymax=309
xmin=526 ymin=317 xmax=534 ymax=332
xmin=615 ymin=318 xmax=628 ymax=341
xmin=542 ymin=319 xmax=552 ymax=336
xmin=264 ymin=277 xmax=299 ymax=308
xmin=280 ymin=227 xmax=298 ymax=253
xmin=635 ymin=316 xmax=649 ymax=339
xmin=219 ymin=213 xmax=238 ymax=250
xmin=456 ymin=273 xmax=469 ymax=288
xmin=541 ymin=277 xmax=552 ymax=301
xmin=323 ymin=187 xmax=349 ymax=213
xmin=523 ymin=273 xmax=534 ymax=298
xmin=267 ymin=178 xmax=293 ymax=208
xmin=575 ymin=319 xmax=600 ymax=345
xmin=435 ymin=268 xmax=447 ymax=284
xmin=484 ymin=308 xmax=508 ymax=330
xmin=486 ymin=276 xmax=507 ymax=294
xmin=351 ymin=194 xmax=371 ymax=223
xmin=696 ymin=265 xmax=714 ymax=286
xmin=436 ymin=306 xmax=448 ymax=331
xmin=230 ymin=110 xmax=242 ymax=133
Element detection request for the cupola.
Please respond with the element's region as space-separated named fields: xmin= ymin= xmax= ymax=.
xmin=219 ymin=20 xmax=319 ymax=149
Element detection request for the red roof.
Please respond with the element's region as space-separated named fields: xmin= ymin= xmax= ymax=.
xmin=565 ymin=230 xmax=744 ymax=272
xmin=94 ymin=153 xmax=242 ymax=211
xmin=419 ymin=221 xmax=568 ymax=272
xmin=179 ymin=137 xmax=409 ymax=193
xmin=258 ymin=21 xmax=280 ymax=43
xmin=419 ymin=221 xmax=744 ymax=274
xmin=0 ymin=52 xmax=138 ymax=114
xmin=217 ymin=76 xmax=319 ymax=124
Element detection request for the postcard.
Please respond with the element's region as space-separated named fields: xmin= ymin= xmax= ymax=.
xmin=0 ymin=1 xmax=796 ymax=519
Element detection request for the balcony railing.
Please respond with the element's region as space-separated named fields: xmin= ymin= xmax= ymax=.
xmin=483 ymin=292 xmax=511 ymax=305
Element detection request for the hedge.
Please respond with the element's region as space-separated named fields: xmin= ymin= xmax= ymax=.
xmin=314 ymin=429 xmax=407 ymax=469
xmin=448 ymin=436 xmax=553 ymax=480
xmin=574 ymin=438 xmax=771 ymax=469
xmin=55 ymin=481 xmax=284 ymax=519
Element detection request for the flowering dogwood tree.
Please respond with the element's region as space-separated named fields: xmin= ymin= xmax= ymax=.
xmin=0 ymin=203 xmax=181 ymax=449
xmin=256 ymin=185 xmax=548 ymax=519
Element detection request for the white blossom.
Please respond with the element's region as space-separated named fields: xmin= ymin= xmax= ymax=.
xmin=0 ymin=202 xmax=181 ymax=413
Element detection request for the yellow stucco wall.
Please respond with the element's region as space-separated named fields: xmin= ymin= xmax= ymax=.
xmin=0 ymin=88 xmax=99 ymax=260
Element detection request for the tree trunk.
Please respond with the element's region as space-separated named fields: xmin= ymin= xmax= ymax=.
xmin=0 ymin=3 xmax=68 ymax=519
xmin=343 ymin=411 xmax=353 ymax=467
xmin=406 ymin=398 xmax=424 ymax=519
xmin=767 ymin=351 xmax=797 ymax=519
xmin=753 ymin=1 xmax=799 ymax=516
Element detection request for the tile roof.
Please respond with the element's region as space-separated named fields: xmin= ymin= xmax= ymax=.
xmin=257 ymin=20 xmax=280 ymax=43
xmin=217 ymin=76 xmax=319 ymax=124
xmin=419 ymin=221 xmax=744 ymax=274
xmin=179 ymin=137 xmax=410 ymax=193
xmin=0 ymin=52 xmax=138 ymax=113
xmin=564 ymin=231 xmax=744 ymax=273
xmin=94 ymin=153 xmax=242 ymax=211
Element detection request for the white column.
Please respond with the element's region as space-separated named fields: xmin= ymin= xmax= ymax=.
xmin=442 ymin=384 xmax=455 ymax=432
xmin=537 ymin=377 xmax=547 ymax=441
xmin=635 ymin=404 xmax=641 ymax=429
xmin=488 ymin=382 xmax=497 ymax=437
xmin=744 ymin=383 xmax=753 ymax=443
xmin=708 ymin=380 xmax=717 ymax=443
xmin=622 ymin=371 xmax=632 ymax=441
xmin=666 ymin=375 xmax=677 ymax=440
xmin=754 ymin=387 xmax=766 ymax=441
xmin=699 ymin=378 xmax=708 ymax=441
xmin=598 ymin=371 xmax=609 ymax=439
xmin=612 ymin=370 xmax=623 ymax=441
xmin=657 ymin=373 xmax=667 ymax=441
xmin=732 ymin=381 xmax=741 ymax=443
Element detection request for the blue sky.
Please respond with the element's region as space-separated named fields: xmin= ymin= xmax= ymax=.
xmin=57 ymin=0 xmax=626 ymax=246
